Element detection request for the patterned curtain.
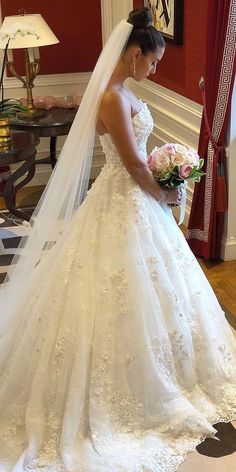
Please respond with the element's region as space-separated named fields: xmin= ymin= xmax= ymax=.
xmin=186 ymin=0 xmax=236 ymax=260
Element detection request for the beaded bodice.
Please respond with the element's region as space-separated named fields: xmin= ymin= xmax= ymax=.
xmin=99 ymin=101 xmax=153 ymax=166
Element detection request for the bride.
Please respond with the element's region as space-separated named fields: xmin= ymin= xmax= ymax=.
xmin=0 ymin=7 xmax=235 ymax=472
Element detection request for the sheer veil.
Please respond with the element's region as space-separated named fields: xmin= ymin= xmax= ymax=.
xmin=0 ymin=20 xmax=133 ymax=330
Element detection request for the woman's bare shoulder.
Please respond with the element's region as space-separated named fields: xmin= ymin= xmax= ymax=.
xmin=100 ymin=89 xmax=131 ymax=116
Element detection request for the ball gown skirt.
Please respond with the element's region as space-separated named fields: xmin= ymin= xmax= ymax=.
xmin=0 ymin=102 xmax=235 ymax=471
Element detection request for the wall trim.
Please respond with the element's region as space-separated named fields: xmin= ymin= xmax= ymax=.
xmin=101 ymin=0 xmax=133 ymax=44
xmin=221 ymin=236 xmax=236 ymax=261
xmin=101 ymin=0 xmax=113 ymax=44
xmin=129 ymin=79 xmax=203 ymax=145
xmin=4 ymin=72 xmax=91 ymax=89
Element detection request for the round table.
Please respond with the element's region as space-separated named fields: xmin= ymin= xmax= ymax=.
xmin=0 ymin=130 xmax=39 ymax=221
xmin=10 ymin=108 xmax=78 ymax=168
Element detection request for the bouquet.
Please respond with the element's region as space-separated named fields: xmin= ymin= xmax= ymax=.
xmin=147 ymin=143 xmax=205 ymax=189
xmin=147 ymin=143 xmax=205 ymax=223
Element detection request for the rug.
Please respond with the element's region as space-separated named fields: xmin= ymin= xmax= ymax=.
xmin=179 ymin=421 xmax=236 ymax=471
xmin=0 ymin=209 xmax=32 ymax=284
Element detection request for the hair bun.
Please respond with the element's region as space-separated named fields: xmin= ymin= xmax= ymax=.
xmin=128 ymin=7 xmax=152 ymax=29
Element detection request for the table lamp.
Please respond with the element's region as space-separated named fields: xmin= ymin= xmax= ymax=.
xmin=0 ymin=12 xmax=59 ymax=118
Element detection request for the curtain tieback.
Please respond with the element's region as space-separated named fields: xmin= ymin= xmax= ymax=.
xmin=199 ymin=76 xmax=227 ymax=212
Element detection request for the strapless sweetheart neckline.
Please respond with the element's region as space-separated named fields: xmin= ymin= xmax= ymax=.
xmin=99 ymin=99 xmax=146 ymax=139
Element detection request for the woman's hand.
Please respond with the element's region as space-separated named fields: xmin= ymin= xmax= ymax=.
xmin=160 ymin=187 xmax=182 ymax=205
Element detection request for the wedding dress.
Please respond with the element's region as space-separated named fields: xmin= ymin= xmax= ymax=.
xmin=0 ymin=100 xmax=235 ymax=472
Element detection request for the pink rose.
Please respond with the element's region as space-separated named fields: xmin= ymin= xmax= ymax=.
xmin=163 ymin=144 xmax=176 ymax=154
xmin=179 ymin=164 xmax=193 ymax=178
xmin=147 ymin=155 xmax=156 ymax=172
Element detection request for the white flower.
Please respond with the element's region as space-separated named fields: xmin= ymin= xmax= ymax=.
xmin=0 ymin=23 xmax=37 ymax=41
xmin=174 ymin=143 xmax=188 ymax=155
xmin=0 ymin=31 xmax=14 ymax=40
xmin=150 ymin=146 xmax=159 ymax=156
xmin=171 ymin=153 xmax=185 ymax=166
xmin=154 ymin=154 xmax=170 ymax=171
xmin=184 ymin=150 xmax=199 ymax=166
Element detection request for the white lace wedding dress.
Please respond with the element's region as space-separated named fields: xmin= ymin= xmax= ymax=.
xmin=0 ymin=101 xmax=236 ymax=472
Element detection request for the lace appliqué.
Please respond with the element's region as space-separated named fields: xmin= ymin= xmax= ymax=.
xmin=110 ymin=268 xmax=130 ymax=316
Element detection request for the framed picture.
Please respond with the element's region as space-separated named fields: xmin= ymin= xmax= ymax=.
xmin=144 ymin=0 xmax=184 ymax=45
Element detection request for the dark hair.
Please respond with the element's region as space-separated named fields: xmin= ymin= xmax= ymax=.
xmin=126 ymin=7 xmax=165 ymax=54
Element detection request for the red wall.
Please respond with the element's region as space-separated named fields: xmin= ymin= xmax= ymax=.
xmin=1 ymin=0 xmax=102 ymax=74
xmin=133 ymin=0 xmax=143 ymax=8
xmin=133 ymin=1 xmax=208 ymax=104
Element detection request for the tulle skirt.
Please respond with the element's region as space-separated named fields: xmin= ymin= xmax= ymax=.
xmin=0 ymin=163 xmax=235 ymax=471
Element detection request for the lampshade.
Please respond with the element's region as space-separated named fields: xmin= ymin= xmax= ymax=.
xmin=0 ymin=14 xmax=59 ymax=49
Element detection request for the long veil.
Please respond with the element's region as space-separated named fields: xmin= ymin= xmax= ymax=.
xmin=0 ymin=20 xmax=133 ymax=331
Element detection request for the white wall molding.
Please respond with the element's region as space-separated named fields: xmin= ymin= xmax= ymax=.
xmin=221 ymin=78 xmax=236 ymax=261
xmin=221 ymin=236 xmax=236 ymax=262
xmin=101 ymin=0 xmax=133 ymax=44
xmin=3 ymin=72 xmax=92 ymax=104
xmin=129 ymin=79 xmax=202 ymax=147
xmin=4 ymin=72 xmax=91 ymax=90
xmin=112 ymin=0 xmax=133 ymax=26
xmin=101 ymin=0 xmax=113 ymax=44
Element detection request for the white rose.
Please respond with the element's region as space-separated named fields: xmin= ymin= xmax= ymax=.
xmin=155 ymin=154 xmax=170 ymax=171
xmin=150 ymin=146 xmax=159 ymax=156
xmin=171 ymin=153 xmax=185 ymax=166
xmin=185 ymin=151 xmax=198 ymax=166
xmin=174 ymin=144 xmax=188 ymax=155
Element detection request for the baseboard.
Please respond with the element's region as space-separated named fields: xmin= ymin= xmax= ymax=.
xmin=220 ymin=236 xmax=236 ymax=261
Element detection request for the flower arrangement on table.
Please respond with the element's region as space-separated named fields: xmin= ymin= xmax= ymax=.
xmin=19 ymin=94 xmax=81 ymax=110
xmin=147 ymin=143 xmax=205 ymax=223
xmin=0 ymin=23 xmax=37 ymax=121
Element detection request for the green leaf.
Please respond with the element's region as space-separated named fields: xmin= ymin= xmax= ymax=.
xmin=171 ymin=165 xmax=179 ymax=175
xmin=163 ymin=171 xmax=172 ymax=179
xmin=188 ymin=168 xmax=197 ymax=178
xmin=198 ymin=158 xmax=204 ymax=169
xmin=0 ymin=98 xmax=27 ymax=113
xmin=195 ymin=170 xmax=206 ymax=177
xmin=0 ymin=112 xmax=10 ymax=118
xmin=170 ymin=177 xmax=184 ymax=186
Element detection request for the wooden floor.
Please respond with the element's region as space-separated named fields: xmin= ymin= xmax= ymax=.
xmin=179 ymin=224 xmax=236 ymax=319
xmin=198 ymin=259 xmax=236 ymax=317
xmin=1 ymin=186 xmax=236 ymax=321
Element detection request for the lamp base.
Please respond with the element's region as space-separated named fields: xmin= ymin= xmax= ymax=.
xmin=18 ymin=108 xmax=46 ymax=119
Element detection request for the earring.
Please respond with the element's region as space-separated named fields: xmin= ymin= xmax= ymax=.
xmin=133 ymin=59 xmax=136 ymax=78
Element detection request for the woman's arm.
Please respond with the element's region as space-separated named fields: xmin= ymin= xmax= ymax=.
xmin=99 ymin=91 xmax=180 ymax=205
